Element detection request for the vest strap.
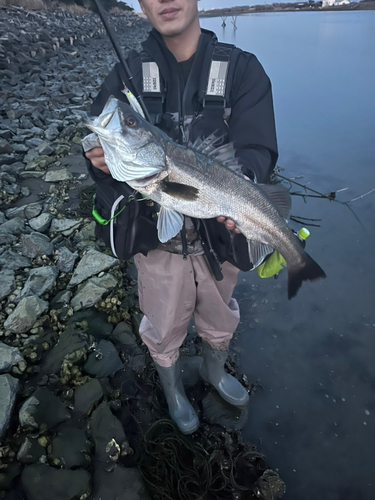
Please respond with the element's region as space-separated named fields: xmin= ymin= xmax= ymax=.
xmin=140 ymin=51 xmax=164 ymax=124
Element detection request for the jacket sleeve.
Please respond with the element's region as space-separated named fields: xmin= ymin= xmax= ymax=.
xmin=229 ymin=52 xmax=278 ymax=184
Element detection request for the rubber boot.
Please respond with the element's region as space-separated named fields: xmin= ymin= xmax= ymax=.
xmin=199 ymin=342 xmax=249 ymax=407
xmin=154 ymin=358 xmax=199 ymax=435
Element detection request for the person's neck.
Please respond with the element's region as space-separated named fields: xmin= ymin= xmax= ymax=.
xmin=162 ymin=23 xmax=201 ymax=62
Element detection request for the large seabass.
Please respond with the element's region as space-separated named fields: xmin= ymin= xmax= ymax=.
xmin=86 ymin=98 xmax=326 ymax=299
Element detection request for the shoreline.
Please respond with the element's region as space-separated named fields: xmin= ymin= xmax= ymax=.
xmin=0 ymin=7 xmax=285 ymax=500
xmin=199 ymin=1 xmax=375 ymax=17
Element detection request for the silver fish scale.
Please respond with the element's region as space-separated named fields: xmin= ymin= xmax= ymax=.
xmin=138 ymin=141 xmax=305 ymax=268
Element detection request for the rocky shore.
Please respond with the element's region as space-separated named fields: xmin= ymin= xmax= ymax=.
xmin=0 ymin=5 xmax=285 ymax=500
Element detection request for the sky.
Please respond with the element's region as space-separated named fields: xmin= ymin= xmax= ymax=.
xmin=122 ymin=0 xmax=287 ymax=14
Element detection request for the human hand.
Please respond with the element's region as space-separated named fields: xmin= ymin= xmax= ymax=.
xmin=216 ymin=216 xmax=241 ymax=234
xmin=85 ymin=146 xmax=110 ymax=175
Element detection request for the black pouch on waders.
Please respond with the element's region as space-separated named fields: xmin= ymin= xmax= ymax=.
xmin=92 ymin=181 xmax=159 ymax=260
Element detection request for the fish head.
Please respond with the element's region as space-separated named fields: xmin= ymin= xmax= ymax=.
xmin=85 ymin=97 xmax=167 ymax=185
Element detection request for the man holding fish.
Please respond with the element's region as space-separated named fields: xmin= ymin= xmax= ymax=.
xmin=83 ymin=0 xmax=325 ymax=434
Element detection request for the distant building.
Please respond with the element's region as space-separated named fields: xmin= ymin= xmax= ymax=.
xmin=322 ymin=0 xmax=349 ymax=5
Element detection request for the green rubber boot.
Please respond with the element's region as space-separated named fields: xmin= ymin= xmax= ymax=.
xmin=154 ymin=358 xmax=199 ymax=435
xmin=199 ymin=342 xmax=249 ymax=407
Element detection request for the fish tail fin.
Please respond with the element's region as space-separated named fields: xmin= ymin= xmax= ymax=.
xmin=288 ymin=252 xmax=326 ymax=300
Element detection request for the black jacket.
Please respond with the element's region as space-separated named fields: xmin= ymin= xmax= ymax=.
xmin=86 ymin=28 xmax=278 ymax=278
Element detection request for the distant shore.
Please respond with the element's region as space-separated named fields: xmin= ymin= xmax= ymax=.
xmin=199 ymin=0 xmax=375 ymax=17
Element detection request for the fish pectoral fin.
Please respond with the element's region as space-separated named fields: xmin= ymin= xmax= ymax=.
xmin=257 ymin=184 xmax=292 ymax=220
xmin=157 ymin=207 xmax=184 ymax=243
xmin=160 ymin=181 xmax=199 ymax=201
xmin=247 ymin=240 xmax=274 ymax=268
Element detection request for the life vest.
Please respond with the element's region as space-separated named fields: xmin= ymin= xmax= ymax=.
xmin=137 ymin=41 xmax=242 ymax=146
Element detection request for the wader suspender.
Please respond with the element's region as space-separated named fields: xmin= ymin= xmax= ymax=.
xmin=140 ymin=51 xmax=164 ymax=125
xmin=199 ymin=42 xmax=235 ymax=139
xmin=139 ymin=42 xmax=240 ymax=131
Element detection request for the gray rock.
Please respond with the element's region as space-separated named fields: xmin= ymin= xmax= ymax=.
xmin=0 ymin=233 xmax=17 ymax=245
xmin=4 ymin=206 xmax=25 ymax=219
xmin=20 ymin=116 xmax=34 ymax=130
xmin=84 ymin=340 xmax=123 ymax=378
xmin=4 ymin=296 xmax=48 ymax=333
xmin=44 ymin=168 xmax=73 ymax=182
xmin=69 ymin=250 xmax=118 ymax=288
xmin=20 ymin=171 xmax=45 ymax=179
xmin=50 ymin=218 xmax=80 ymax=236
xmin=24 ymin=203 xmax=43 ymax=220
xmin=20 ymin=232 xmax=54 ymax=258
xmin=70 ymin=281 xmax=109 ymax=310
xmin=41 ymin=323 xmax=89 ymax=375
xmin=74 ymin=379 xmax=103 ymax=417
xmin=0 ymin=342 xmax=24 ymax=373
xmin=26 ymin=138 xmax=44 ymax=148
xmin=29 ymin=213 xmax=53 ymax=233
xmin=90 ymin=402 xmax=127 ymax=463
xmin=6 ymin=161 xmax=25 ymax=176
xmin=56 ymin=246 xmax=78 ymax=273
xmin=67 ymin=310 xmax=114 ymax=341
xmin=37 ymin=141 xmax=54 ymax=155
xmin=110 ymin=322 xmax=137 ymax=346
xmin=0 ymin=375 xmax=19 ymax=438
xmin=19 ymin=388 xmax=70 ymax=431
xmin=0 ymin=211 xmax=6 ymax=224
xmin=73 ymin=221 xmax=96 ymax=243
xmin=49 ymin=290 xmax=72 ymax=310
xmin=50 ymin=423 xmax=91 ymax=469
xmin=0 ymin=218 xmax=26 ymax=236
xmin=17 ymin=266 xmax=58 ymax=301
xmin=0 ymin=139 xmax=13 ymax=155
xmin=21 ymin=186 xmax=30 ymax=197
xmin=16 ymin=437 xmax=46 ymax=465
xmin=44 ymin=125 xmax=59 ymax=141
xmin=3 ymin=184 xmax=21 ymax=195
xmin=91 ymin=273 xmax=118 ymax=290
xmin=23 ymin=148 xmax=39 ymax=165
xmin=0 ymin=154 xmax=17 ymax=165
xmin=0 ymin=250 xmax=31 ymax=271
xmin=21 ymin=464 xmax=90 ymax=500
xmin=12 ymin=143 xmax=28 ymax=153
xmin=90 ymin=464 xmax=150 ymax=500
xmin=0 ymin=269 xmax=16 ymax=301
xmin=3 ymin=183 xmax=21 ymax=195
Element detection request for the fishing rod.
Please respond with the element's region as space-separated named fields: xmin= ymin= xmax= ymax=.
xmin=92 ymin=0 xmax=151 ymax=122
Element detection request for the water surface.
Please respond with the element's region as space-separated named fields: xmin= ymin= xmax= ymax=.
xmin=201 ymin=11 xmax=375 ymax=500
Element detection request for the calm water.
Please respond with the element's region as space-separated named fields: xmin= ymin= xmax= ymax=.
xmin=201 ymin=12 xmax=375 ymax=500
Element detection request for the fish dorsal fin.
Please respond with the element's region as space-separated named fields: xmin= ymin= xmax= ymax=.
xmin=247 ymin=240 xmax=274 ymax=268
xmin=157 ymin=207 xmax=184 ymax=243
xmin=191 ymin=136 xmax=242 ymax=173
xmin=257 ymin=184 xmax=292 ymax=220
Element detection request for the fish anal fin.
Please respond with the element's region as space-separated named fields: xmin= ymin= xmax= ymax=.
xmin=257 ymin=184 xmax=292 ymax=220
xmin=160 ymin=181 xmax=199 ymax=201
xmin=157 ymin=207 xmax=184 ymax=243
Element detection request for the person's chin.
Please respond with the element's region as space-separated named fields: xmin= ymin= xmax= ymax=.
xmin=158 ymin=23 xmax=183 ymax=38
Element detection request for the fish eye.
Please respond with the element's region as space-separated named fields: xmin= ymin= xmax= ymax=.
xmin=126 ymin=116 xmax=137 ymax=128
